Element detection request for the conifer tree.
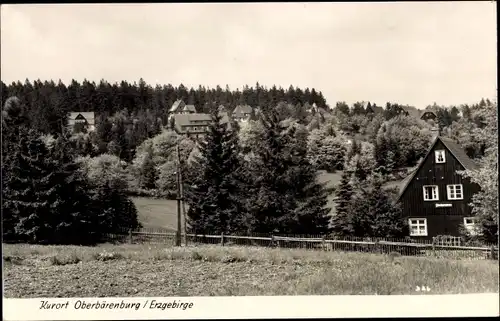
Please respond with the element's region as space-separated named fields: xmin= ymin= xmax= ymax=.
xmin=2 ymin=127 xmax=56 ymax=243
xmin=45 ymin=132 xmax=96 ymax=244
xmin=349 ymin=177 xmax=407 ymax=237
xmin=330 ymin=171 xmax=354 ymax=236
xmin=185 ymin=109 xmax=244 ymax=234
xmin=346 ymin=139 xmax=361 ymax=161
xmin=245 ymin=109 xmax=330 ymax=234
xmin=281 ymin=125 xmax=331 ymax=234
xmin=140 ymin=142 xmax=157 ymax=190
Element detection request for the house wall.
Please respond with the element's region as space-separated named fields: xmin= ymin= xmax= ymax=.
xmin=400 ymin=140 xmax=480 ymax=239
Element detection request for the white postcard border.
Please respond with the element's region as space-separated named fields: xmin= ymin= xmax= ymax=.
xmin=3 ymin=294 xmax=500 ymax=320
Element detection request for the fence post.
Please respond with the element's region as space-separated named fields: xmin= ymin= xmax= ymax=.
xmin=128 ymin=229 xmax=133 ymax=244
xmin=221 ymin=233 xmax=225 ymax=247
xmin=271 ymin=235 xmax=275 ymax=247
xmin=490 ymin=245 xmax=497 ymax=260
xmin=321 ymin=236 xmax=326 ymax=251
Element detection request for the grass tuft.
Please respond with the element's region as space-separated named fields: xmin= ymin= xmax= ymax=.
xmin=3 ymin=255 xmax=24 ymax=265
xmin=49 ymin=252 xmax=81 ymax=266
xmin=190 ymin=251 xmax=203 ymax=261
xmin=93 ymin=251 xmax=124 ymax=262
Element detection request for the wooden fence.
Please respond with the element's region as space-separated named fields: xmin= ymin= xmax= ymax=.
xmin=103 ymin=227 xmax=499 ymax=261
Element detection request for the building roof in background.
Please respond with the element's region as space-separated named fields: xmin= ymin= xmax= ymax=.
xmin=182 ymin=104 xmax=197 ymax=113
xmin=218 ymin=110 xmax=231 ymax=124
xmin=173 ymin=112 xmax=233 ymax=133
xmin=400 ymin=106 xmax=422 ymax=119
xmin=169 ymin=99 xmax=186 ymax=113
xmin=425 ymin=105 xmax=440 ymax=113
xmin=173 ymin=113 xmax=212 ymax=127
xmin=366 ymin=104 xmax=384 ymax=114
xmin=68 ymin=112 xmax=95 ymax=124
xmin=233 ymin=104 xmax=253 ymax=118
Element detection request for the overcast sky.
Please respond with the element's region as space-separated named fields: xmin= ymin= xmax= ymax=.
xmin=1 ymin=2 xmax=496 ymax=108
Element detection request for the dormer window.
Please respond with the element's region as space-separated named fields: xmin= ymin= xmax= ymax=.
xmin=435 ymin=150 xmax=446 ymax=163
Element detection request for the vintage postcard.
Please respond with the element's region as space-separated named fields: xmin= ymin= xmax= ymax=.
xmin=1 ymin=2 xmax=498 ymax=320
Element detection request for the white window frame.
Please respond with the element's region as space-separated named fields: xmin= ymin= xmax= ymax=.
xmin=447 ymin=184 xmax=464 ymax=200
xmin=463 ymin=217 xmax=479 ymax=236
xmin=423 ymin=185 xmax=439 ymax=201
xmin=435 ymin=150 xmax=446 ymax=163
xmin=409 ymin=218 xmax=428 ymax=236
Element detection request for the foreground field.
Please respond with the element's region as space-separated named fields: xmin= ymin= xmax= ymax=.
xmin=3 ymin=243 xmax=498 ymax=297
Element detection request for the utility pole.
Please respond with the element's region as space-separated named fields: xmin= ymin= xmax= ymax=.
xmin=175 ymin=143 xmax=182 ymax=247
xmin=178 ymin=143 xmax=188 ymax=246
xmin=180 ymin=170 xmax=188 ymax=246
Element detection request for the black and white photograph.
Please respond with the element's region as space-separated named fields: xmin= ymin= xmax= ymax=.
xmin=1 ymin=2 xmax=498 ymax=319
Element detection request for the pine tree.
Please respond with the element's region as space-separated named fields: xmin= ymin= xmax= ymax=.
xmin=245 ymin=109 xmax=330 ymax=234
xmin=346 ymin=139 xmax=361 ymax=161
xmin=353 ymin=155 xmax=368 ymax=181
xmin=185 ymin=110 xmax=244 ymax=234
xmin=140 ymin=142 xmax=157 ymax=190
xmin=282 ymin=125 xmax=331 ymax=234
xmin=349 ymin=178 xmax=407 ymax=237
xmin=45 ymin=132 xmax=96 ymax=244
xmin=2 ymin=97 xmax=26 ymax=241
xmin=330 ymin=171 xmax=354 ymax=236
xmin=2 ymin=127 xmax=56 ymax=243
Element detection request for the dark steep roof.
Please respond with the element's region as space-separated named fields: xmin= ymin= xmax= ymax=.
xmin=395 ymin=136 xmax=478 ymax=203
xmin=439 ymin=137 xmax=479 ymax=171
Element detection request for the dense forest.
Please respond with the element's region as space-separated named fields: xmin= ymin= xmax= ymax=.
xmin=0 ymin=79 xmax=329 ymax=162
xmin=0 ymin=78 xmax=328 ymax=130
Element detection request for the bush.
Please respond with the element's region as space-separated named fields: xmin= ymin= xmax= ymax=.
xmin=49 ymin=253 xmax=81 ymax=266
xmin=94 ymin=251 xmax=124 ymax=262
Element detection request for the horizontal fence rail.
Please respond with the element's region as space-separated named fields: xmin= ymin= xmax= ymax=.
xmin=101 ymin=227 xmax=499 ymax=261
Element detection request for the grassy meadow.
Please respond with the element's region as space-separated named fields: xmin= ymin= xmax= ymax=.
xmin=132 ymin=197 xmax=182 ymax=231
xmin=132 ymin=170 xmax=404 ymax=231
xmin=132 ymin=170 xmax=346 ymax=231
xmin=3 ymin=243 xmax=498 ymax=297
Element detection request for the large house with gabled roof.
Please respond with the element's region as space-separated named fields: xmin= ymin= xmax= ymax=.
xmin=67 ymin=112 xmax=95 ymax=133
xmin=169 ymin=100 xmax=231 ymax=137
xmin=396 ymin=135 xmax=480 ymax=239
xmin=232 ymin=104 xmax=253 ymax=122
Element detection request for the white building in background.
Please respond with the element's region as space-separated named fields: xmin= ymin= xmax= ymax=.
xmin=67 ymin=112 xmax=95 ymax=132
